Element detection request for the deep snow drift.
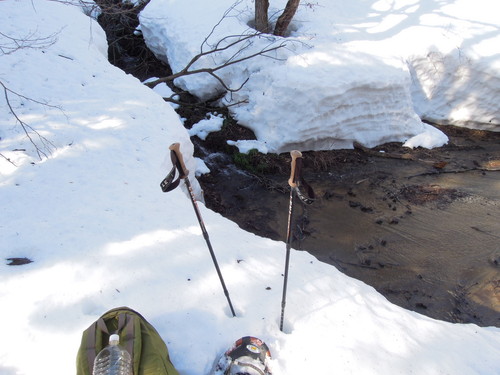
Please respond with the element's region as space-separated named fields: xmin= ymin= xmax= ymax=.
xmin=139 ymin=0 xmax=499 ymax=154
xmin=1 ymin=1 xmax=499 ymax=375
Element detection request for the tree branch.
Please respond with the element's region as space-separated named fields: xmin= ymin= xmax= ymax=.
xmin=0 ymin=152 xmax=16 ymax=167
xmin=144 ymin=32 xmax=288 ymax=90
xmin=0 ymin=30 xmax=58 ymax=55
xmin=1 ymin=80 xmax=58 ymax=160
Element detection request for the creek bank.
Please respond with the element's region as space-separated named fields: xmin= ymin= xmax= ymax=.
xmin=196 ymin=124 xmax=500 ymax=328
xmin=94 ymin=4 xmax=500 ymax=327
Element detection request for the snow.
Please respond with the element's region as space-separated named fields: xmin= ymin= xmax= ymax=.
xmin=0 ymin=1 xmax=499 ymax=375
xmin=144 ymin=78 xmax=180 ymax=109
xmin=188 ymin=113 xmax=225 ymax=141
xmin=139 ymin=0 xmax=499 ymax=154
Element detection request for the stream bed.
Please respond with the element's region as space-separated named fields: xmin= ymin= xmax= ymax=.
xmin=197 ymin=127 xmax=500 ymax=327
xmin=94 ymin=3 xmax=500 ymax=327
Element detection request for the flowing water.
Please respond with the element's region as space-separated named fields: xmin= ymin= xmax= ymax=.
xmin=92 ymin=5 xmax=500 ymax=327
xmin=197 ymin=128 xmax=500 ymax=327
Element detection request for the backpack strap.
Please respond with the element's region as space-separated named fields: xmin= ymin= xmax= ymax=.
xmin=83 ymin=308 xmax=137 ymax=374
xmin=119 ymin=312 xmax=136 ymax=369
xmin=84 ymin=318 xmax=108 ymax=374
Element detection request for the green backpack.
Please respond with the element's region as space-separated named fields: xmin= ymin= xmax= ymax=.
xmin=76 ymin=307 xmax=179 ymax=375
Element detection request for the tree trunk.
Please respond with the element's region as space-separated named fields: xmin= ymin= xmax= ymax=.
xmin=274 ymin=0 xmax=300 ymax=37
xmin=255 ymin=0 xmax=270 ymax=33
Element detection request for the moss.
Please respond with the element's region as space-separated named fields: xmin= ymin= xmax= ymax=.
xmin=233 ymin=149 xmax=285 ymax=174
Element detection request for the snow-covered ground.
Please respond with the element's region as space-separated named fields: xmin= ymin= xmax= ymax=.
xmin=0 ymin=1 xmax=499 ymax=375
xmin=139 ymin=0 xmax=499 ymax=153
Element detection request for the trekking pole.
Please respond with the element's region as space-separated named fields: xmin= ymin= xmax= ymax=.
xmin=161 ymin=143 xmax=236 ymax=317
xmin=280 ymin=150 xmax=302 ymax=332
xmin=279 ymin=150 xmax=315 ymax=332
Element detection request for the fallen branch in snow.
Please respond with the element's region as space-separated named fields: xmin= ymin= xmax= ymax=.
xmin=0 ymin=152 xmax=16 ymax=166
xmin=145 ymin=1 xmax=301 ymax=94
xmin=0 ymin=30 xmax=58 ymax=55
xmin=162 ymin=88 xmax=248 ymax=109
xmin=1 ymin=80 xmax=58 ymax=160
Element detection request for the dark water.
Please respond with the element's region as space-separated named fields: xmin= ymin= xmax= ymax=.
xmin=198 ymin=129 xmax=500 ymax=327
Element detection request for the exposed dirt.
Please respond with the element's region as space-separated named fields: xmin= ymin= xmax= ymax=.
xmin=196 ymin=124 xmax=500 ymax=327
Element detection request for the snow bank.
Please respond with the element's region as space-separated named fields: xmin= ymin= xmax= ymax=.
xmin=0 ymin=0 xmax=198 ymax=191
xmin=140 ymin=0 xmax=499 ymax=153
xmin=230 ymin=46 xmax=425 ymax=152
xmin=409 ymin=50 xmax=500 ymax=130
xmin=139 ymin=0 xmax=431 ymax=153
xmin=402 ymin=0 xmax=500 ymax=131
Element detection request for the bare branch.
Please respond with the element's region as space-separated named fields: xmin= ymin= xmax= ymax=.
xmin=0 ymin=29 xmax=58 ymax=55
xmin=144 ymin=32 xmax=289 ymax=91
xmin=0 ymin=152 xmax=17 ymax=167
xmin=200 ymin=0 xmax=244 ymax=54
xmin=1 ymin=80 xmax=58 ymax=160
xmin=142 ymin=1 xmax=310 ymax=105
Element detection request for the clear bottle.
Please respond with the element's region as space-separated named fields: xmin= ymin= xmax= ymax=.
xmin=93 ymin=334 xmax=132 ymax=375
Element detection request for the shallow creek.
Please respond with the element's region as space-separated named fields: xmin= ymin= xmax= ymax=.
xmin=197 ymin=129 xmax=500 ymax=327
xmin=92 ymin=0 xmax=500 ymax=328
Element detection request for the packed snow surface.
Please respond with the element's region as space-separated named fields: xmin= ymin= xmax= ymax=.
xmin=1 ymin=1 xmax=499 ymax=375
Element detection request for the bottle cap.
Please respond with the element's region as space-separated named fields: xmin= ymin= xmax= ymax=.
xmin=109 ymin=334 xmax=120 ymax=344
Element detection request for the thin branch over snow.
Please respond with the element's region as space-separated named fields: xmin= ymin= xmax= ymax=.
xmin=0 ymin=30 xmax=58 ymax=55
xmin=1 ymin=80 xmax=59 ymax=160
xmin=144 ymin=31 xmax=289 ymax=93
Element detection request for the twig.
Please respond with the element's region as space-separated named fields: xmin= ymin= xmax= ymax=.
xmin=407 ymin=167 xmax=498 ymax=179
xmin=0 ymin=29 xmax=58 ymax=55
xmin=1 ymin=80 xmax=58 ymax=160
xmin=0 ymin=152 xmax=17 ymax=166
xmin=353 ymin=141 xmax=416 ymax=160
xmin=145 ymin=32 xmax=287 ymax=91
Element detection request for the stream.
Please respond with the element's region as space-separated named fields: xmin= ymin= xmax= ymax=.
xmin=95 ymin=3 xmax=500 ymax=327
xmin=196 ymin=129 xmax=500 ymax=327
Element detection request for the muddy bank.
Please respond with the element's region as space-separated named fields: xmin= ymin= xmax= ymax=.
xmin=197 ymin=125 xmax=500 ymax=327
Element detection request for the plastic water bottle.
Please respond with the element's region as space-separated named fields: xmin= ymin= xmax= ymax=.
xmin=93 ymin=334 xmax=132 ymax=375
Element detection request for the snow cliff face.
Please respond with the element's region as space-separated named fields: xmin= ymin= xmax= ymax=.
xmin=408 ymin=50 xmax=500 ymax=131
xmin=139 ymin=0 xmax=499 ymax=153
xmin=139 ymin=0 xmax=430 ymax=152
xmin=228 ymin=46 xmax=426 ymax=153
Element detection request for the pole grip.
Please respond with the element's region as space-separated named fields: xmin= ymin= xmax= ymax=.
xmin=288 ymin=150 xmax=302 ymax=188
xmin=169 ymin=142 xmax=189 ymax=179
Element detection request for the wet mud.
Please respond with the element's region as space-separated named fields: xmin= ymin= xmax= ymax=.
xmin=197 ymin=125 xmax=500 ymax=327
